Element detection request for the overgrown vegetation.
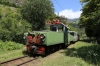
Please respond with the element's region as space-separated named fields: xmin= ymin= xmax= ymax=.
xmin=68 ymin=22 xmax=78 ymax=31
xmin=79 ymin=0 xmax=100 ymax=38
xmin=0 ymin=0 xmax=25 ymax=7
xmin=41 ymin=42 xmax=100 ymax=66
xmin=0 ymin=40 xmax=25 ymax=62
xmin=0 ymin=40 xmax=24 ymax=52
xmin=21 ymin=0 xmax=55 ymax=30
xmin=0 ymin=5 xmax=31 ymax=42
xmin=65 ymin=41 xmax=100 ymax=66
xmin=0 ymin=49 xmax=25 ymax=62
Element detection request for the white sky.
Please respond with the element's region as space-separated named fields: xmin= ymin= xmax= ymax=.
xmin=56 ymin=9 xmax=82 ymax=19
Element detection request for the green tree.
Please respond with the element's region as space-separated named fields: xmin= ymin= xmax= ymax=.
xmin=0 ymin=6 xmax=31 ymax=42
xmin=79 ymin=0 xmax=100 ymax=38
xmin=21 ymin=0 xmax=55 ymax=30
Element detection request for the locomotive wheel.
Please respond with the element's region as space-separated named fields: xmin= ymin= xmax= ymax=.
xmin=46 ymin=46 xmax=50 ymax=55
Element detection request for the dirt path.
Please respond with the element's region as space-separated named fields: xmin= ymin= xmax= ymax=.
xmin=67 ymin=44 xmax=74 ymax=48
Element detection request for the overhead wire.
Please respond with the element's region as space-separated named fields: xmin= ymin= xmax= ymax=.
xmin=54 ymin=0 xmax=71 ymax=18
xmin=55 ymin=0 xmax=64 ymax=10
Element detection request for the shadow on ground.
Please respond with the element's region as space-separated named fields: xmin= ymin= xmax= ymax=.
xmin=22 ymin=50 xmax=49 ymax=58
xmin=62 ymin=45 xmax=100 ymax=65
xmin=80 ymin=39 xmax=97 ymax=44
xmin=22 ymin=50 xmax=38 ymax=57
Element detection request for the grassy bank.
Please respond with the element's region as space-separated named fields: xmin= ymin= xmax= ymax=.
xmin=0 ymin=41 xmax=26 ymax=62
xmin=41 ymin=41 xmax=100 ymax=66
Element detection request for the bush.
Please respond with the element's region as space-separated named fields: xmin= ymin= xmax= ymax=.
xmin=0 ymin=41 xmax=24 ymax=52
xmin=0 ymin=0 xmax=18 ymax=7
xmin=0 ymin=5 xmax=32 ymax=43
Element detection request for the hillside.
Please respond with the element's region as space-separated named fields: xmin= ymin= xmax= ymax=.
xmin=0 ymin=0 xmax=25 ymax=7
xmin=0 ymin=4 xmax=31 ymax=42
xmin=67 ymin=18 xmax=79 ymax=23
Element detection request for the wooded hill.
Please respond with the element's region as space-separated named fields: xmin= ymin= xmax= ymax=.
xmin=0 ymin=0 xmax=56 ymax=42
xmin=0 ymin=0 xmax=25 ymax=7
xmin=0 ymin=4 xmax=31 ymax=42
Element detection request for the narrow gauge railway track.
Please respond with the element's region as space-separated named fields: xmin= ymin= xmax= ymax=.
xmin=0 ymin=55 xmax=38 ymax=66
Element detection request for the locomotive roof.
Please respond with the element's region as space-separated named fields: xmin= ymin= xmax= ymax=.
xmin=47 ymin=23 xmax=69 ymax=29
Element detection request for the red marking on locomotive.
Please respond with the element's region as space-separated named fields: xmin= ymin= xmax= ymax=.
xmin=27 ymin=35 xmax=45 ymax=54
xmin=37 ymin=36 xmax=42 ymax=44
xmin=37 ymin=46 xmax=45 ymax=54
xmin=33 ymin=36 xmax=37 ymax=44
xmin=27 ymin=35 xmax=42 ymax=44
xmin=38 ymin=46 xmax=45 ymax=51
xmin=26 ymin=45 xmax=30 ymax=52
xmin=32 ymin=36 xmax=42 ymax=44
xmin=27 ymin=36 xmax=33 ymax=43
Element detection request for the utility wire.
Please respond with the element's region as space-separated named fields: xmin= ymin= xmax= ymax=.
xmin=55 ymin=0 xmax=64 ymax=10
xmin=54 ymin=0 xmax=70 ymax=18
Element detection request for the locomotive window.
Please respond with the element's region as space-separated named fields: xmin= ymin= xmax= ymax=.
xmin=69 ymin=32 xmax=74 ymax=36
xmin=50 ymin=26 xmax=56 ymax=31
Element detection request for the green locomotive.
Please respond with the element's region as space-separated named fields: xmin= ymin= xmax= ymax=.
xmin=24 ymin=20 xmax=75 ymax=55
